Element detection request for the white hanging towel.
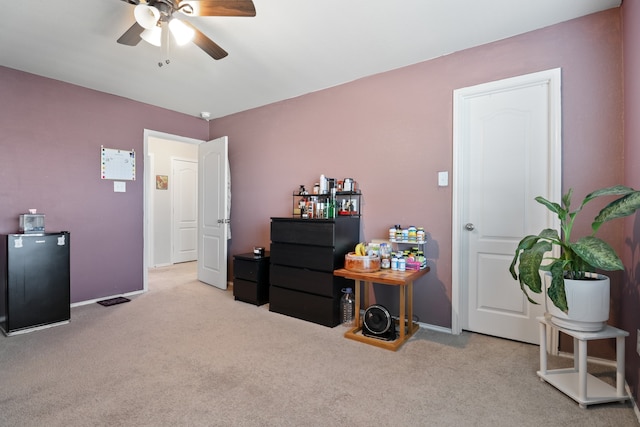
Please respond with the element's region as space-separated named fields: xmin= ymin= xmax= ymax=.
xmin=227 ymin=157 xmax=231 ymax=240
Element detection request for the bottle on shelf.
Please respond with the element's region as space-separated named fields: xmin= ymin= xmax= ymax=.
xmin=391 ymin=253 xmax=399 ymax=271
xmin=398 ymin=253 xmax=406 ymax=272
xmin=340 ymin=287 xmax=355 ymax=327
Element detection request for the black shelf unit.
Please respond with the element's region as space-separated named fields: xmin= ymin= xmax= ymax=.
xmin=269 ymin=217 xmax=360 ymax=327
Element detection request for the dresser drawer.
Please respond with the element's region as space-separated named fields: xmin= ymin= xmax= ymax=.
xmin=233 ymin=258 xmax=270 ymax=282
xmin=269 ymin=285 xmax=340 ymax=327
xmin=234 ymin=278 xmax=269 ymax=306
xmin=270 ymin=242 xmax=337 ymax=271
xmin=271 ymin=220 xmax=335 ymax=246
xmin=271 ymin=264 xmax=341 ymax=297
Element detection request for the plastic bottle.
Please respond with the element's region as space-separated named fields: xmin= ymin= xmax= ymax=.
xmin=380 ymin=243 xmax=391 ymax=269
xmin=398 ymin=254 xmax=406 ymax=272
xmin=340 ymin=287 xmax=355 ymax=327
xmin=389 ymin=227 xmax=396 ymax=241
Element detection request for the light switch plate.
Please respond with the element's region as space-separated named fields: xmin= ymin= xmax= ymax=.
xmin=114 ymin=181 xmax=126 ymax=193
xmin=438 ymin=171 xmax=449 ymax=187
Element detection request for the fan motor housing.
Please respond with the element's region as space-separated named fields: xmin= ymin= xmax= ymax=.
xmin=362 ymin=304 xmax=396 ymax=341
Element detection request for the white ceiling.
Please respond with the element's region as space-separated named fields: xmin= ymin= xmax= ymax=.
xmin=0 ymin=0 xmax=621 ymax=119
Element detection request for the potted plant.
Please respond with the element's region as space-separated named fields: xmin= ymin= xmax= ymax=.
xmin=509 ymin=185 xmax=640 ymax=331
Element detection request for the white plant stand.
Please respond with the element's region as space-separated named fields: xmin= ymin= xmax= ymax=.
xmin=537 ymin=316 xmax=629 ymax=408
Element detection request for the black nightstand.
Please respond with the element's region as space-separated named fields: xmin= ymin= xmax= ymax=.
xmin=233 ymin=252 xmax=270 ymax=306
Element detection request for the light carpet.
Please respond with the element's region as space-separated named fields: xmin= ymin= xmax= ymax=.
xmin=0 ymin=262 xmax=636 ymax=426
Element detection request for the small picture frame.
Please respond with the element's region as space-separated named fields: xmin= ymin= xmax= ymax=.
xmin=156 ymin=175 xmax=168 ymax=190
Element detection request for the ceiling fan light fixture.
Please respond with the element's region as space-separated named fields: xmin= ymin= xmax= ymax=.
xmin=140 ymin=26 xmax=162 ymax=47
xmin=134 ymin=4 xmax=160 ymax=29
xmin=168 ymin=18 xmax=195 ymax=46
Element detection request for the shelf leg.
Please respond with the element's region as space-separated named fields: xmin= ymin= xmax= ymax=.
xmin=616 ymin=335 xmax=625 ymax=397
xmin=539 ymin=321 xmax=547 ymax=375
xmin=573 ymin=337 xmax=579 ymax=371
xmin=578 ymin=338 xmax=587 ymax=402
xmin=407 ymin=281 xmax=414 ymax=335
xmin=398 ymin=284 xmax=406 ymax=341
xmin=353 ymin=280 xmax=362 ymax=328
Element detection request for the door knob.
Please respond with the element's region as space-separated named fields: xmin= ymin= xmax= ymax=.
xmin=465 ymin=223 xmax=475 ymax=231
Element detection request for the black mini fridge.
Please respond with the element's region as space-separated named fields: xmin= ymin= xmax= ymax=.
xmin=0 ymin=232 xmax=70 ymax=335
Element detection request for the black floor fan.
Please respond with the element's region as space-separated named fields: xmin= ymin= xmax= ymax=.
xmin=362 ymin=304 xmax=396 ymax=341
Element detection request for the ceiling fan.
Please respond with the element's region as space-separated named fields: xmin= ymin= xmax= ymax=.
xmin=116 ymin=0 xmax=256 ymax=62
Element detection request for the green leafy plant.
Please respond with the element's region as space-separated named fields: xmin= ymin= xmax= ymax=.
xmin=509 ymin=185 xmax=640 ymax=313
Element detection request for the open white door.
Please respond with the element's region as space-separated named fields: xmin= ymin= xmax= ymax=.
xmin=452 ymin=69 xmax=561 ymax=344
xmin=197 ymin=136 xmax=229 ymax=289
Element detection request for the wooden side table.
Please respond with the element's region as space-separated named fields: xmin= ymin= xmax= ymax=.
xmin=333 ymin=267 xmax=429 ymax=351
xmin=537 ymin=316 xmax=630 ymax=408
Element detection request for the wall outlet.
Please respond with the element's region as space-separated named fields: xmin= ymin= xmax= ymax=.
xmin=637 ymin=329 xmax=640 ymax=356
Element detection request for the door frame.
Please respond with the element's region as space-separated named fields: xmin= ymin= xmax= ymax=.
xmin=143 ymin=129 xmax=204 ymax=291
xmin=450 ymin=68 xmax=562 ymax=338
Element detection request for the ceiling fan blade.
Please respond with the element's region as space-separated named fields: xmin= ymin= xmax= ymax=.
xmin=184 ymin=0 xmax=256 ymax=17
xmin=183 ymin=21 xmax=229 ymax=60
xmin=117 ymin=22 xmax=144 ymax=46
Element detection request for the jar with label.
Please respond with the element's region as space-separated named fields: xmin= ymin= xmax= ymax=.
xmin=417 ymin=251 xmax=426 ymax=269
xmin=417 ymin=227 xmax=425 ymax=243
xmin=389 ymin=227 xmax=396 ymax=241
xmin=391 ymin=253 xmax=398 ymax=271
xmin=408 ymin=226 xmax=417 ymax=242
xmin=398 ymin=254 xmax=406 ymax=272
xmin=401 ymin=228 xmax=409 ymax=241
xmin=395 ymin=227 xmax=403 ymax=242
xmin=313 ymin=183 xmax=320 ymax=195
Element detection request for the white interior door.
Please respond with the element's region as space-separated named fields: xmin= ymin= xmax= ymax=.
xmin=452 ymin=69 xmax=561 ymax=344
xmin=172 ymin=159 xmax=198 ymax=263
xmin=197 ymin=136 xmax=229 ymax=289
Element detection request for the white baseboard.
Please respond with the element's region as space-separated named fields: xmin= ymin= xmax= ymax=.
xmin=416 ymin=321 xmax=453 ymax=334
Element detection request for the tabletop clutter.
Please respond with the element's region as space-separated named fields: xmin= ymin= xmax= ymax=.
xmin=344 ymin=225 xmax=428 ymax=273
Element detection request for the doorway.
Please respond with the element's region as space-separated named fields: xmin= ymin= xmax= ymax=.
xmin=452 ymin=69 xmax=562 ymax=344
xmin=143 ymin=130 xmax=203 ymax=290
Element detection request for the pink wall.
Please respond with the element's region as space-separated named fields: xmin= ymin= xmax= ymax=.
xmin=622 ymin=0 xmax=640 ymax=411
xmin=0 ymin=67 xmax=209 ymax=302
xmin=212 ymin=9 xmax=624 ymax=329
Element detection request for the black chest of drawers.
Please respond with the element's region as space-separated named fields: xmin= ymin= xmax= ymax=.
xmin=233 ymin=252 xmax=270 ymax=306
xmin=269 ymin=217 xmax=360 ymax=327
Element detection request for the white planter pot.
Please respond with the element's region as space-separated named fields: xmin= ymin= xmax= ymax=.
xmin=544 ymin=272 xmax=610 ymax=332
